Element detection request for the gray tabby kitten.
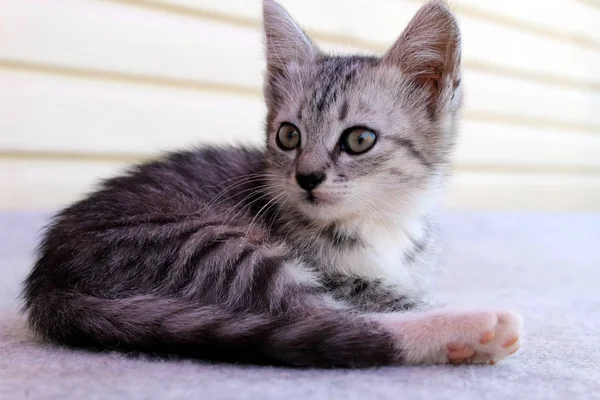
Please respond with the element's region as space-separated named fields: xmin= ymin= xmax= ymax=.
xmin=22 ymin=0 xmax=522 ymax=367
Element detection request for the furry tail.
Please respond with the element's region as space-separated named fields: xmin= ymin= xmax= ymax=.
xmin=23 ymin=291 xmax=402 ymax=367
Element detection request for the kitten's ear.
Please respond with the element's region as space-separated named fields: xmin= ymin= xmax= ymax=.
xmin=383 ymin=0 xmax=461 ymax=111
xmin=262 ymin=0 xmax=317 ymax=76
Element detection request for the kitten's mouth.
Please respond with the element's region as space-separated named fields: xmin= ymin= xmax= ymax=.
xmin=306 ymin=193 xmax=319 ymax=205
xmin=305 ymin=192 xmax=336 ymax=206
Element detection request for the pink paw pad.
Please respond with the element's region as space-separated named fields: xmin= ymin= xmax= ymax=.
xmin=447 ymin=343 xmax=475 ymax=364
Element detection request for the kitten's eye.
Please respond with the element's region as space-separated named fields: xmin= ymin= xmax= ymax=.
xmin=276 ymin=123 xmax=301 ymax=151
xmin=340 ymin=127 xmax=377 ymax=155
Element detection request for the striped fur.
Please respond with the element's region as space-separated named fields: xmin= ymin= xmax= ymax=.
xmin=22 ymin=1 xmax=523 ymax=367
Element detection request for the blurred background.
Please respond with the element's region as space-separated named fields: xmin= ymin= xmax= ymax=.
xmin=1 ymin=0 xmax=599 ymax=211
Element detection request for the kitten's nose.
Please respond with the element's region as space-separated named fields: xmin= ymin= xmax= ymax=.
xmin=296 ymin=172 xmax=326 ymax=192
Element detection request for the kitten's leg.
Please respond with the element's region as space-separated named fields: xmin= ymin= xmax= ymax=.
xmin=28 ymin=288 xmax=521 ymax=367
xmin=377 ymin=309 xmax=522 ymax=364
xmin=323 ymin=275 xmax=427 ymax=312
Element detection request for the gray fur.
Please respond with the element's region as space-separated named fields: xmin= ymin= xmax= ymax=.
xmin=22 ymin=0 xmax=462 ymax=367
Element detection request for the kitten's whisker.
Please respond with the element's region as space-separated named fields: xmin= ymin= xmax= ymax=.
xmin=200 ymin=172 xmax=264 ymax=190
xmin=211 ymin=190 xmax=277 ymax=241
xmin=360 ymin=193 xmax=398 ymax=239
xmin=363 ymin=188 xmax=426 ymax=241
xmin=205 ymin=183 xmax=273 ymax=211
xmin=216 ymin=187 xmax=277 ymax=232
xmin=245 ymin=192 xmax=287 ymax=237
xmin=201 ymin=175 xmax=277 ymax=211
xmin=202 ymin=176 xmax=266 ymax=209
xmin=220 ymin=182 xmax=283 ymax=226
xmin=200 ymin=172 xmax=278 ymax=195
xmin=267 ymin=195 xmax=289 ymax=234
xmin=369 ymin=186 xmax=419 ymax=216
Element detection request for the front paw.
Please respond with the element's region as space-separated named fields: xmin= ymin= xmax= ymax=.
xmin=446 ymin=310 xmax=522 ymax=364
xmin=379 ymin=308 xmax=523 ymax=365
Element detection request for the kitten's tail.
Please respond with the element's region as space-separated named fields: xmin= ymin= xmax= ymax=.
xmin=24 ymin=291 xmax=402 ymax=367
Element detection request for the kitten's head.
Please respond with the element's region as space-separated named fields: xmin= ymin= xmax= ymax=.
xmin=262 ymin=0 xmax=462 ymax=223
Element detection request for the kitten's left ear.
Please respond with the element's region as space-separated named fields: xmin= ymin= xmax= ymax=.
xmin=262 ymin=0 xmax=317 ymax=76
xmin=383 ymin=0 xmax=461 ymax=112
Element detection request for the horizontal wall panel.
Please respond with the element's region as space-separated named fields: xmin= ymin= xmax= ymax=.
xmin=2 ymin=0 xmax=600 ymax=91
xmin=463 ymin=71 xmax=600 ymax=128
xmin=452 ymin=0 xmax=600 ymax=45
xmin=0 ymin=70 xmax=266 ymax=154
xmin=2 ymin=159 xmax=599 ymax=210
xmin=0 ymin=160 xmax=129 ymax=210
xmin=448 ymin=172 xmax=600 ymax=210
xmin=456 ymin=122 xmax=600 ymax=170
xmin=0 ymin=0 xmax=265 ymax=88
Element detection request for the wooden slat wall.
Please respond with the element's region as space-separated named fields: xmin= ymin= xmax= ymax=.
xmin=1 ymin=0 xmax=599 ymax=210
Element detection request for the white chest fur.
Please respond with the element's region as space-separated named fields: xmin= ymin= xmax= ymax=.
xmin=327 ymin=216 xmax=431 ymax=295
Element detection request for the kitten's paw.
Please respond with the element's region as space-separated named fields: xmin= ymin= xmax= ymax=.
xmin=446 ymin=310 xmax=522 ymax=365
xmin=380 ymin=309 xmax=523 ymax=365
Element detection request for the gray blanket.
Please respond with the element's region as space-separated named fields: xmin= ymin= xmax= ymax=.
xmin=1 ymin=211 xmax=599 ymax=399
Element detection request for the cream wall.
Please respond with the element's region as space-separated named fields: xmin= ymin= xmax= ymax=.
xmin=1 ymin=0 xmax=599 ymax=210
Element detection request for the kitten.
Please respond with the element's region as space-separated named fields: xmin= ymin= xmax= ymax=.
xmin=21 ymin=0 xmax=522 ymax=367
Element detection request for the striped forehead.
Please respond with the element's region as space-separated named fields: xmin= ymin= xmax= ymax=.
xmin=298 ymin=55 xmax=379 ymax=122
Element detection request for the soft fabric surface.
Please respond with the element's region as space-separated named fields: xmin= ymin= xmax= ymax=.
xmin=1 ymin=211 xmax=599 ymax=399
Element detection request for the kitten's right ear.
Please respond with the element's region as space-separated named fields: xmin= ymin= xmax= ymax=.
xmin=262 ymin=0 xmax=317 ymax=76
xmin=382 ymin=0 xmax=461 ymax=113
